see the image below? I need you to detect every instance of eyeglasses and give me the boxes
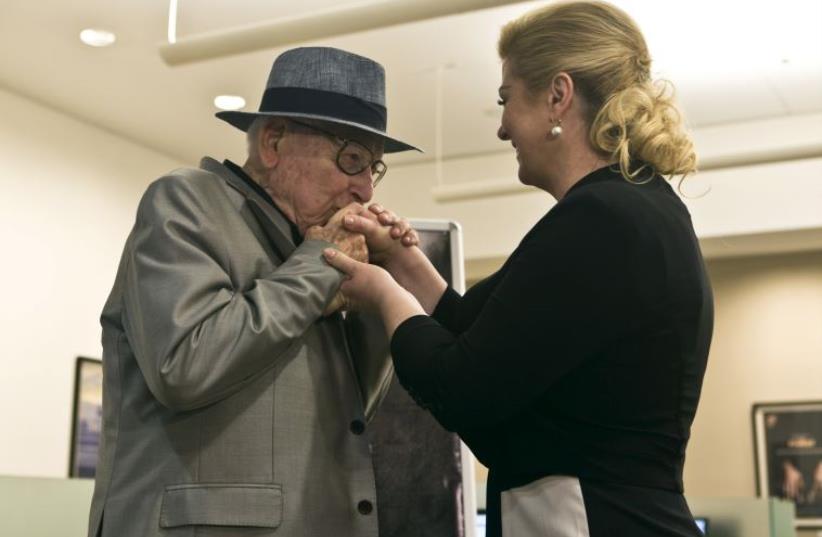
[288,119,388,187]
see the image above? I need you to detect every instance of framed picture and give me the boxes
[753,401,822,528]
[369,220,477,537]
[68,357,103,478]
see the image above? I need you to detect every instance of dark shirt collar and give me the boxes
[565,163,661,198]
[564,164,625,197]
[223,159,303,245]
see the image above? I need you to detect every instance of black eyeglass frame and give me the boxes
[288,118,388,187]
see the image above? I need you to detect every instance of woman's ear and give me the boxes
[549,72,575,116]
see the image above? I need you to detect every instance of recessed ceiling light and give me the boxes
[80,29,116,48]
[214,95,246,111]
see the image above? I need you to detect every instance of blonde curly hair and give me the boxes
[498,0,697,181]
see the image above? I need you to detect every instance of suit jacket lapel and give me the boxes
[246,199,297,260]
[201,157,297,260]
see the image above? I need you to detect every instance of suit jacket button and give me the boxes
[357,500,373,515]
[350,419,366,435]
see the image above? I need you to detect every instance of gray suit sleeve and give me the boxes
[344,312,394,423]
[122,176,342,412]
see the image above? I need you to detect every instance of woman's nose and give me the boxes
[497,124,509,141]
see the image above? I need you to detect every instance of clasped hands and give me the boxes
[306,203,417,315]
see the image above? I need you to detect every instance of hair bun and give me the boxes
[591,80,697,180]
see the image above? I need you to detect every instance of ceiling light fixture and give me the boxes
[168,0,178,44]
[80,29,116,47]
[214,95,246,111]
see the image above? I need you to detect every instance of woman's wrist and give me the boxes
[378,283,426,336]
[382,246,447,315]
[382,246,426,280]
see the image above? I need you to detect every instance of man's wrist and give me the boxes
[304,226,327,243]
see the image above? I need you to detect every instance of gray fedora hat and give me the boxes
[216,47,420,153]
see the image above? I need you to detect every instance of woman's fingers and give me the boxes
[345,212,417,244]
[379,212,397,225]
[370,204,397,225]
[389,217,411,238]
[364,204,418,249]
[343,214,379,235]
[401,229,419,246]
[323,248,357,274]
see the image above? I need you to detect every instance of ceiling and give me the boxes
[1,0,821,167]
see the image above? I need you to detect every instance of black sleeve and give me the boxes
[431,286,462,332]
[431,262,509,334]
[390,193,638,431]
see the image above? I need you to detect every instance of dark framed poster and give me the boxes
[369,220,477,537]
[68,357,103,478]
[753,401,822,528]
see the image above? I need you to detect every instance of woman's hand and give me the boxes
[323,247,425,335]
[343,204,418,266]
[322,248,396,313]
[369,204,419,246]
[342,204,447,314]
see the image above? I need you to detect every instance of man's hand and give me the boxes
[305,203,369,263]
[305,203,369,316]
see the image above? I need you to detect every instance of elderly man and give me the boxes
[87,47,419,537]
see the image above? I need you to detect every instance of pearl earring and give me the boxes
[550,118,563,137]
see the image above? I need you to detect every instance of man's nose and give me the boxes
[350,171,374,203]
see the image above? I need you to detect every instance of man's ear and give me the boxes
[548,71,575,117]
[258,119,286,168]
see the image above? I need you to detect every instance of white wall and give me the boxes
[0,88,184,477]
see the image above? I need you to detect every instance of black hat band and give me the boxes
[260,87,387,131]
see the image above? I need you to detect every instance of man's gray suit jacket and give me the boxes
[87,157,394,537]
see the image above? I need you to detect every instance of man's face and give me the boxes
[263,120,384,235]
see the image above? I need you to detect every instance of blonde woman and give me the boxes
[326,2,713,535]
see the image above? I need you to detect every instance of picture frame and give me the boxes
[68,357,103,478]
[368,220,478,537]
[753,401,822,528]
